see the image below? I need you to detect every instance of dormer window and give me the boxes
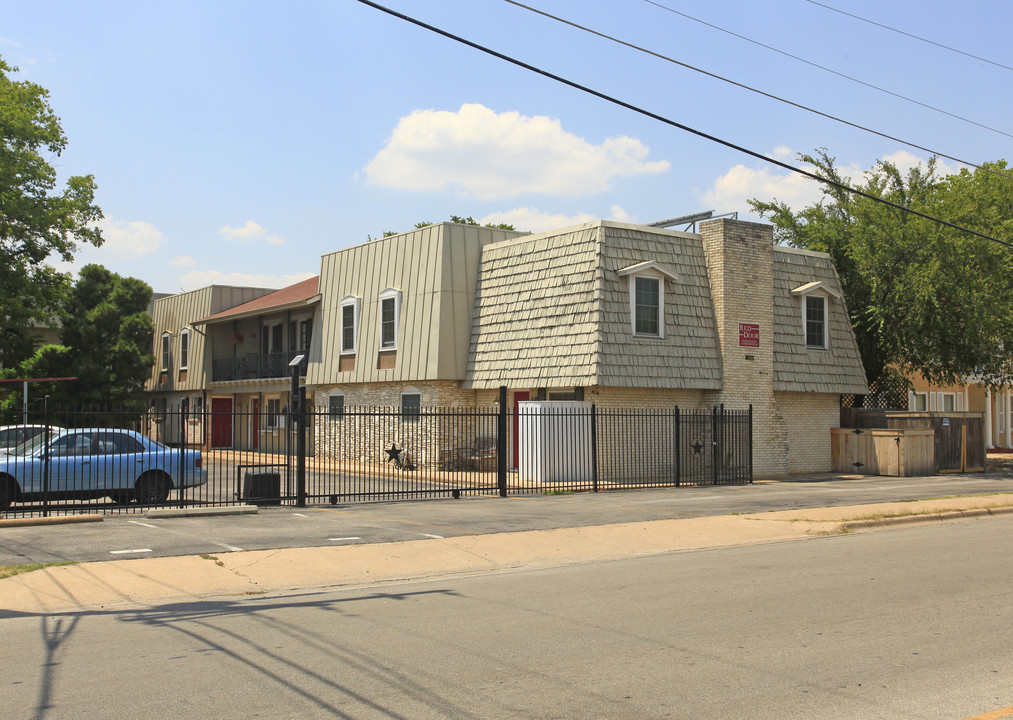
[378,288,402,350]
[791,281,841,350]
[179,329,190,370]
[618,261,679,339]
[160,333,171,372]
[339,295,360,355]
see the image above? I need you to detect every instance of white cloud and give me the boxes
[479,205,635,233]
[218,220,285,245]
[169,255,198,268]
[702,148,963,216]
[363,103,670,200]
[95,217,164,257]
[177,269,314,293]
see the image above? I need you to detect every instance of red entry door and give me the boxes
[211,398,233,448]
[512,391,530,469]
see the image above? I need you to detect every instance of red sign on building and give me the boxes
[738,322,760,347]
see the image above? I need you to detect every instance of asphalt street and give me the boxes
[2,469,1012,566]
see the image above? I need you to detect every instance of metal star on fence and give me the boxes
[385,443,401,463]
[691,441,704,455]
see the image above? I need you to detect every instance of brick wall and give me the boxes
[775,392,840,472]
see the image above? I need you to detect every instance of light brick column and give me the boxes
[700,219,789,476]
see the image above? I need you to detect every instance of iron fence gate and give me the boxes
[0,399,752,517]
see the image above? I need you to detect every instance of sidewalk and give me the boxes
[4,493,1013,616]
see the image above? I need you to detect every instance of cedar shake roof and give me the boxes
[772,247,868,394]
[194,276,319,324]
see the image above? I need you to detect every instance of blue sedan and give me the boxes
[0,428,208,509]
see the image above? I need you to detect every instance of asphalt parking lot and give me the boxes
[3,469,1013,566]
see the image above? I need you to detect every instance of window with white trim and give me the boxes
[266,398,281,429]
[617,262,677,340]
[939,392,956,413]
[912,392,928,412]
[339,296,360,354]
[179,329,190,370]
[379,288,402,350]
[160,333,171,372]
[400,387,421,423]
[805,295,827,349]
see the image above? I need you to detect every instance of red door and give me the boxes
[211,398,233,448]
[252,398,260,450]
[512,391,530,469]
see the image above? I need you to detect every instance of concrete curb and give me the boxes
[0,514,103,528]
[146,505,259,519]
[840,504,1013,531]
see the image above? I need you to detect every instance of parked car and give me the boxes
[0,428,207,510]
[0,424,60,453]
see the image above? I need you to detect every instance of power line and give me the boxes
[806,0,1013,73]
[352,0,1013,250]
[643,0,1013,140]
[503,0,1011,181]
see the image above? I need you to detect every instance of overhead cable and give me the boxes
[806,0,1013,73]
[504,0,1010,180]
[643,0,1013,140]
[353,0,1013,250]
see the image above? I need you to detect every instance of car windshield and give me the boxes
[8,433,52,456]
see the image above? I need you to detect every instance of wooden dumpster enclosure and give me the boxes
[836,410,985,475]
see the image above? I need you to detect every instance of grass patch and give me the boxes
[200,553,225,567]
[0,561,77,580]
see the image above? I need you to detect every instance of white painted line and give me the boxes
[419,533,445,539]
[291,513,308,518]
[128,520,159,529]
[110,548,152,555]
[213,542,244,552]
[329,537,361,542]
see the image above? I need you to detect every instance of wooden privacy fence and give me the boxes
[837,410,985,474]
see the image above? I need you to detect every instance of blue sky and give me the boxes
[4,0,1010,293]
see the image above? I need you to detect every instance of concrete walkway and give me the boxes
[4,493,1013,615]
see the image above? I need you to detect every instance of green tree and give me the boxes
[376,216,517,239]
[750,149,1013,389]
[0,57,103,369]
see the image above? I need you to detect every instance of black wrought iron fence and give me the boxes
[0,399,752,517]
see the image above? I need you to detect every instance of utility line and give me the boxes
[504,0,1011,181]
[806,0,1013,73]
[643,0,1013,140]
[352,0,1012,250]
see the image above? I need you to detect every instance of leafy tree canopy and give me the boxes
[0,56,103,368]
[750,149,1013,389]
[377,215,517,238]
[1,265,154,410]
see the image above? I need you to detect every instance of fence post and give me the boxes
[590,403,598,493]
[179,405,187,509]
[748,404,754,483]
[497,386,507,497]
[712,405,719,485]
[674,405,681,487]
[42,395,51,518]
[296,388,307,508]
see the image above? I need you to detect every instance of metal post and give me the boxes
[674,405,681,487]
[497,385,507,497]
[748,404,754,483]
[179,404,187,508]
[42,395,51,518]
[712,405,719,485]
[296,386,307,507]
[590,403,598,493]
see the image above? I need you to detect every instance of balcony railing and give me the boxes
[212,352,308,382]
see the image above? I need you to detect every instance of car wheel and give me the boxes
[108,491,133,506]
[0,477,15,511]
[135,473,170,505]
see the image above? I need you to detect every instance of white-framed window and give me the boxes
[379,288,402,350]
[340,296,360,355]
[400,386,422,423]
[179,329,190,370]
[160,333,171,372]
[617,262,678,340]
[265,398,281,429]
[912,392,928,412]
[939,392,956,413]
[328,389,345,420]
[192,395,203,420]
[804,295,827,349]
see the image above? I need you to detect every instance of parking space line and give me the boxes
[329,537,361,542]
[419,533,444,539]
[291,513,309,518]
[128,520,159,529]
[110,548,152,555]
[212,542,243,552]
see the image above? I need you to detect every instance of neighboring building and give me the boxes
[906,373,1010,449]
[306,218,867,476]
[146,285,278,445]
[191,276,321,453]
